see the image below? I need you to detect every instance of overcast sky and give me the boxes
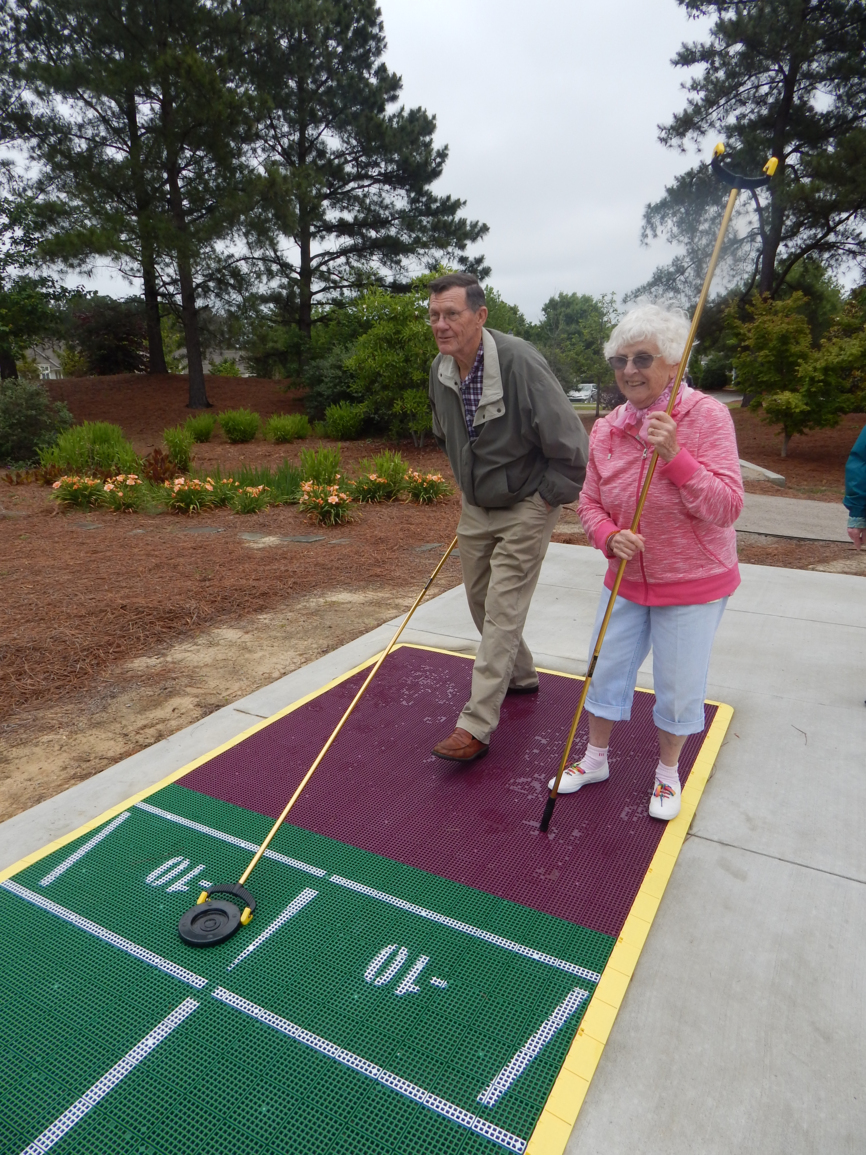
[378,0,711,320]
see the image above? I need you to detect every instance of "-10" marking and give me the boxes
[364,943,449,995]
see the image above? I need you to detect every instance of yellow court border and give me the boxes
[0,642,733,1155]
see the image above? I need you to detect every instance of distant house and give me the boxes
[202,348,252,375]
[28,345,64,379]
[169,348,252,375]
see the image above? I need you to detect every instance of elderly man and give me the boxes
[428,272,589,761]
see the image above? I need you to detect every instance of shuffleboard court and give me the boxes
[0,645,731,1155]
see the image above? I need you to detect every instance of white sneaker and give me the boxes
[549,757,609,794]
[648,778,681,820]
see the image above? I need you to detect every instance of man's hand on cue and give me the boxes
[645,412,680,462]
[610,529,645,560]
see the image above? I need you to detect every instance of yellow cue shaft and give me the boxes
[236,535,460,890]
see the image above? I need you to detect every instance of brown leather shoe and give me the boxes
[431,727,489,762]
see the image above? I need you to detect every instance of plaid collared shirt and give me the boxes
[460,339,484,441]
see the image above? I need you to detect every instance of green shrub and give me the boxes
[323,400,366,439]
[391,387,433,447]
[369,450,406,497]
[66,296,149,375]
[229,484,271,513]
[343,283,437,434]
[404,469,452,504]
[41,421,140,474]
[184,412,217,442]
[218,407,260,443]
[0,378,74,466]
[210,357,241,376]
[299,480,353,525]
[299,445,342,485]
[351,472,392,502]
[353,450,407,501]
[163,425,194,471]
[265,413,311,443]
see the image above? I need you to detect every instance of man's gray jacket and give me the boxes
[429,327,589,509]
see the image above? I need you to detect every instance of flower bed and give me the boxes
[299,480,353,525]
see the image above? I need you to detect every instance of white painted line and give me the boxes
[134,801,600,982]
[477,987,590,1107]
[213,987,526,1152]
[1,881,207,990]
[227,888,318,970]
[20,998,199,1153]
[39,812,131,887]
[329,877,602,983]
[135,801,327,877]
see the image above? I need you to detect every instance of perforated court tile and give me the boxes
[0,645,731,1155]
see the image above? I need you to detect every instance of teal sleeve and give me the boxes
[843,425,866,519]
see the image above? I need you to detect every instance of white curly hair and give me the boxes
[604,303,691,365]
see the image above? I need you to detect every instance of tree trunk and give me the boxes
[760,23,805,296]
[296,89,313,345]
[782,429,790,457]
[174,238,210,408]
[142,251,167,374]
[299,223,313,344]
[161,92,209,408]
[125,91,168,375]
[0,350,18,379]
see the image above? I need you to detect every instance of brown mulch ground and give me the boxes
[1,478,463,716]
[729,406,863,497]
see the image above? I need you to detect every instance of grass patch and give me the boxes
[299,445,342,486]
[354,450,407,501]
[163,425,194,471]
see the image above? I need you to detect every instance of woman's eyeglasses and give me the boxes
[607,353,664,372]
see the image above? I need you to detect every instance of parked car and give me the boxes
[567,384,597,403]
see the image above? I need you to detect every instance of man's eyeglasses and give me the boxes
[427,308,469,327]
[607,353,664,371]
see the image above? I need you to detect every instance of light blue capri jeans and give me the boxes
[585,594,728,736]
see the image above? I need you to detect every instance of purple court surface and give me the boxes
[182,645,716,938]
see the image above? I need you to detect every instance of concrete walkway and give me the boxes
[737,490,850,541]
[2,545,864,1154]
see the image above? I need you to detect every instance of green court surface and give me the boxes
[0,785,613,1155]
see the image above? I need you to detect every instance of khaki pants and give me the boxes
[456,493,560,744]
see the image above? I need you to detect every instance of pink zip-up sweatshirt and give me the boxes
[578,390,744,605]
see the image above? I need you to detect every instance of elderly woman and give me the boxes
[551,303,744,819]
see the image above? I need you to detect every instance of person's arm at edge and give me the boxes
[429,362,447,453]
[576,421,621,554]
[526,355,589,506]
[843,425,866,518]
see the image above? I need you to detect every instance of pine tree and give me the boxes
[634,0,866,303]
[6,0,256,405]
[244,0,488,345]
